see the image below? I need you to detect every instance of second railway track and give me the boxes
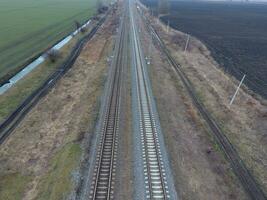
[130,2,178,199]
[89,10,127,200]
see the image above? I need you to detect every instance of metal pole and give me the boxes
[229,74,246,106]
[148,30,152,64]
[167,20,170,33]
[184,34,190,52]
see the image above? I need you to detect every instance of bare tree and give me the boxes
[97,0,108,14]
[47,49,60,63]
[80,26,88,33]
[74,20,81,30]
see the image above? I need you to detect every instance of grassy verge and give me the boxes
[0,173,32,200]
[0,30,88,122]
[36,143,81,200]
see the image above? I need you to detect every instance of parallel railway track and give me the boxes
[138,7,266,200]
[134,42,169,199]
[89,12,127,200]
[130,3,174,199]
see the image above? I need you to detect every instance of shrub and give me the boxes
[80,26,88,34]
[47,49,61,63]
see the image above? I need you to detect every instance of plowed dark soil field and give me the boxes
[142,0,267,99]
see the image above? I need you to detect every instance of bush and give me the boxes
[80,26,88,34]
[92,16,100,21]
[47,49,61,63]
[98,5,108,14]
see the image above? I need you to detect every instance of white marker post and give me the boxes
[184,34,190,52]
[229,74,246,106]
[167,20,170,33]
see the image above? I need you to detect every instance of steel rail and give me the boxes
[135,48,168,199]
[138,8,266,200]
[89,13,126,200]
[130,5,169,199]
[136,34,168,200]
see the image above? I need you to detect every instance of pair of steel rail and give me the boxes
[90,4,172,199]
[89,12,127,200]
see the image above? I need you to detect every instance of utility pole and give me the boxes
[147,30,153,65]
[229,74,246,106]
[184,34,190,52]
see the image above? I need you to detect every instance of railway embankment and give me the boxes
[137,3,266,199]
[0,7,118,200]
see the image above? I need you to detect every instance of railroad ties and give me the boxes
[89,3,177,199]
[89,15,126,200]
[137,67,170,199]
[130,3,176,199]
[89,100,119,199]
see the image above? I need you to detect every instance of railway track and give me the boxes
[0,14,108,145]
[88,12,127,200]
[137,6,266,200]
[130,3,177,199]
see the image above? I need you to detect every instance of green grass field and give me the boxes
[0,0,97,83]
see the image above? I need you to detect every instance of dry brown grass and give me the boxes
[137,11,248,199]
[150,14,267,195]
[0,13,117,200]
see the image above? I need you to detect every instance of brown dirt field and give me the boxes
[147,13,267,196]
[0,12,117,200]
[136,9,250,200]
